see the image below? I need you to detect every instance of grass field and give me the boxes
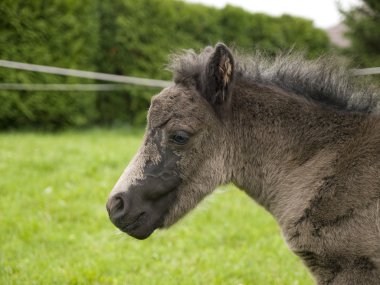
[0,128,313,285]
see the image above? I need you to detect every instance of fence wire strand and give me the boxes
[0,59,378,92]
[0,60,172,89]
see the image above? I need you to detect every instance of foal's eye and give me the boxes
[170,131,190,145]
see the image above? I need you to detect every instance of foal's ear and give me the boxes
[201,43,235,106]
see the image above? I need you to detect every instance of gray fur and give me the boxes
[109,44,380,284]
[169,48,379,113]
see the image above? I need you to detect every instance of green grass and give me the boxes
[0,128,313,285]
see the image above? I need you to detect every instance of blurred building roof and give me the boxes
[327,23,351,48]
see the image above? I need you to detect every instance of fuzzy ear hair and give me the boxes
[201,43,235,106]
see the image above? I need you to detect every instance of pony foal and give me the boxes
[106,43,380,285]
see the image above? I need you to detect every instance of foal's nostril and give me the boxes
[106,193,127,220]
[113,197,123,211]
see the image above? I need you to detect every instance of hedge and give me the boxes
[0,0,330,130]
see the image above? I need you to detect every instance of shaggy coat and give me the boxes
[107,44,380,285]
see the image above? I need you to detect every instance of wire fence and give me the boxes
[0,60,171,91]
[0,59,378,92]
[351,67,380,76]
[0,83,130,91]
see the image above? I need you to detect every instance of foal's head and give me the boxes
[106,44,236,239]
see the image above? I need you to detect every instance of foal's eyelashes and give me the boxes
[169,130,191,145]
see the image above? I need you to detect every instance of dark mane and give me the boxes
[168,47,379,113]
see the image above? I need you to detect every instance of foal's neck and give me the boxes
[227,81,367,219]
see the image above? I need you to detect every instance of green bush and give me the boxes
[0,91,97,130]
[94,0,330,126]
[0,0,99,130]
[341,0,380,68]
[0,0,331,130]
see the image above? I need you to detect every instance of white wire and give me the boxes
[0,60,378,92]
[0,60,172,88]
[0,83,128,91]
[351,67,380,76]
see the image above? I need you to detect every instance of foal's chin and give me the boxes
[121,209,183,239]
[122,226,156,240]
[120,215,165,240]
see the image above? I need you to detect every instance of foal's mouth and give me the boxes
[120,212,166,240]
[108,183,179,240]
[121,212,146,232]
[119,192,176,239]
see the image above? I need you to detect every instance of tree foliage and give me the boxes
[342,0,380,67]
[0,0,99,130]
[0,0,330,129]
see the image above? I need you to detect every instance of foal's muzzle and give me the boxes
[106,190,151,239]
[107,130,182,239]
[106,181,179,239]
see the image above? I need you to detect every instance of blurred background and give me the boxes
[0,0,379,284]
[1,0,379,130]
